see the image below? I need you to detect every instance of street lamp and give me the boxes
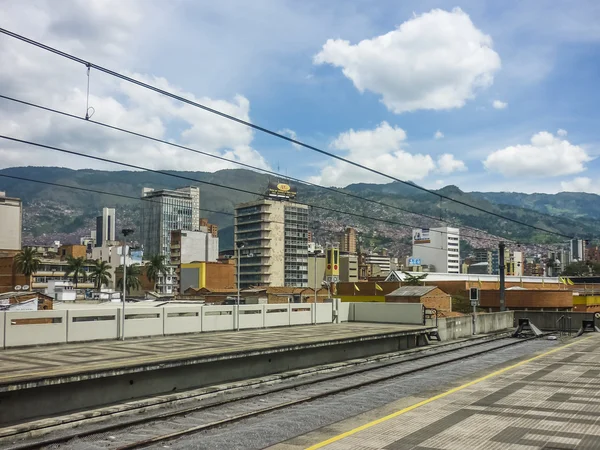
[236,240,245,331]
[121,228,134,340]
[313,248,322,324]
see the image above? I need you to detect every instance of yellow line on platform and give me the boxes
[305,336,593,450]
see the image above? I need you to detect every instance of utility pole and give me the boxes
[313,248,321,324]
[236,241,245,331]
[121,228,134,340]
[499,241,506,312]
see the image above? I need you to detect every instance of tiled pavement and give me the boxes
[0,323,428,385]
[283,335,600,450]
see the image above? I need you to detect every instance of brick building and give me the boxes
[385,286,451,312]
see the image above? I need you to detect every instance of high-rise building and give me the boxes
[411,227,460,274]
[339,253,359,282]
[363,253,392,276]
[95,207,116,247]
[338,227,358,254]
[170,229,219,265]
[234,199,309,288]
[570,239,586,262]
[0,191,21,252]
[141,186,200,257]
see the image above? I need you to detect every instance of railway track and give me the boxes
[5,333,549,450]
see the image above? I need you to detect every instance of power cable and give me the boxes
[0,27,574,240]
[0,94,490,238]
[0,135,517,245]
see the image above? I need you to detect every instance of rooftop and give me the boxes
[386,286,438,297]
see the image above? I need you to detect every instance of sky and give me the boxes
[1,0,600,194]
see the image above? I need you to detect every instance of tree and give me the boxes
[117,264,142,295]
[402,272,428,286]
[562,261,590,277]
[90,260,112,290]
[64,256,88,288]
[14,247,41,290]
[145,254,167,292]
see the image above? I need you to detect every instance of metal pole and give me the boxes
[499,242,506,312]
[121,238,126,340]
[313,252,318,324]
[472,301,477,334]
[236,244,240,331]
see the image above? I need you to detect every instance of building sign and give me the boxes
[267,181,297,199]
[408,257,421,266]
[413,228,430,244]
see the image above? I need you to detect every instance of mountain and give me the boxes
[1,166,599,255]
[471,191,600,220]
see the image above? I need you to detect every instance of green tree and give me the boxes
[145,255,167,292]
[562,261,590,277]
[90,260,112,290]
[64,256,88,288]
[402,272,429,286]
[14,247,41,290]
[117,264,142,295]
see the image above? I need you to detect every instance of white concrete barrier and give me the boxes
[351,303,424,325]
[67,309,119,342]
[316,303,333,324]
[4,310,67,347]
[122,307,164,338]
[337,300,350,323]
[203,305,234,332]
[163,306,203,335]
[290,306,312,325]
[264,305,290,327]
[238,305,265,329]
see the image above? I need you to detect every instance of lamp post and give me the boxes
[121,228,134,340]
[313,248,322,324]
[236,241,245,331]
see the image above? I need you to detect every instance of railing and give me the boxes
[556,315,572,336]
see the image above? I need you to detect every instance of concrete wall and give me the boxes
[476,311,514,334]
[350,303,424,325]
[435,316,472,341]
[67,309,119,342]
[0,303,334,348]
[429,311,515,341]
[513,311,594,332]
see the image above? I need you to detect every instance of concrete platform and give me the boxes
[0,322,433,425]
[275,333,600,450]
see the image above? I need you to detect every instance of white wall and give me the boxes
[4,310,67,347]
[163,306,203,335]
[351,303,424,325]
[203,305,234,332]
[123,307,164,338]
[68,309,119,342]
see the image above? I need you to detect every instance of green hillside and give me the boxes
[1,166,598,252]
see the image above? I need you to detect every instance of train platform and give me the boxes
[274,333,600,450]
[0,322,434,424]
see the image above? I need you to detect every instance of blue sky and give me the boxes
[1,0,600,194]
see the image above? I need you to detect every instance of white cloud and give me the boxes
[492,100,508,109]
[483,131,592,177]
[0,0,270,173]
[560,177,599,194]
[557,128,568,137]
[437,154,467,174]
[314,8,501,113]
[434,130,444,140]
[278,128,301,149]
[309,122,436,186]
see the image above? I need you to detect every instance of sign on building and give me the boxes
[408,257,421,266]
[266,182,297,199]
[413,228,430,244]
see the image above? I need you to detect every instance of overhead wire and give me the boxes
[0,27,574,240]
[0,135,519,247]
[0,94,498,240]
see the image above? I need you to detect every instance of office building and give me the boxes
[411,227,460,274]
[95,207,115,248]
[338,227,358,254]
[0,192,22,253]
[570,239,586,262]
[141,186,200,257]
[339,253,359,282]
[363,253,392,276]
[235,199,309,288]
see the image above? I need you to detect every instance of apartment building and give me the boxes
[411,227,460,274]
[0,191,22,254]
[95,207,115,247]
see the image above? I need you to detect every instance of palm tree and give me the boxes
[117,264,142,295]
[402,271,429,286]
[146,255,167,292]
[64,256,88,288]
[14,247,41,290]
[90,260,112,290]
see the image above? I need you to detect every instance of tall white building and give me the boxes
[570,239,586,262]
[0,191,21,251]
[141,186,201,257]
[95,207,115,247]
[412,227,460,274]
[235,199,309,288]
